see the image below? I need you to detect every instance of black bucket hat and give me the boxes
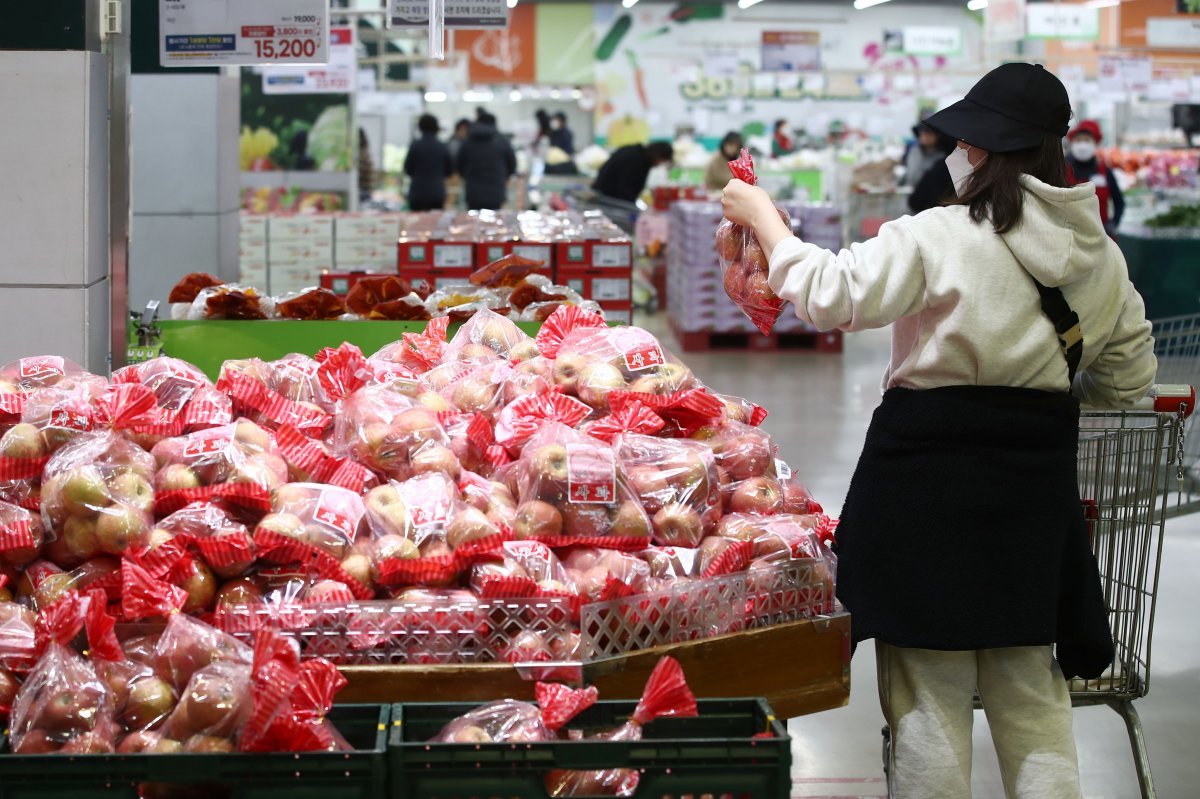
[925,63,1070,153]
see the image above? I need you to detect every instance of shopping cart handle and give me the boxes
[1147,384,1195,418]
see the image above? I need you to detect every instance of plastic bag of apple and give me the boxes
[5,586,352,758]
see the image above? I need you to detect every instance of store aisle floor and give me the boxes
[647,314,1200,799]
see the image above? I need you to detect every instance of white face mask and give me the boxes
[945,146,980,197]
[1070,140,1096,162]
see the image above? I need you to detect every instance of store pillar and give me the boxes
[0,48,112,371]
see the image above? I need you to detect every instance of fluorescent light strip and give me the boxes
[506,0,517,7]
[738,0,766,8]
[1085,0,1120,7]
[622,0,639,8]
[967,0,988,10]
[463,90,494,102]
[853,0,894,9]
[424,91,447,103]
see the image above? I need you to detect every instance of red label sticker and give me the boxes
[399,476,453,530]
[48,407,91,432]
[19,356,65,380]
[566,444,617,505]
[613,329,664,373]
[183,437,228,458]
[312,504,355,540]
[241,25,276,38]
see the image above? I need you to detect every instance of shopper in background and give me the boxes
[456,110,517,211]
[592,141,675,203]
[901,122,948,188]
[549,112,575,157]
[1067,120,1124,235]
[404,114,453,212]
[722,62,1154,799]
[357,129,375,202]
[447,118,471,165]
[705,132,744,191]
[906,133,957,214]
[772,119,795,157]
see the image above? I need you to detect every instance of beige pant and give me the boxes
[877,644,1083,799]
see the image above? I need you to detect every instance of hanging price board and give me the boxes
[262,27,356,94]
[160,0,330,68]
[390,0,509,29]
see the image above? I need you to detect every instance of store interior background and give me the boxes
[1,1,1199,795]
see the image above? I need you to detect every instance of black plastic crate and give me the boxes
[389,698,790,798]
[0,704,389,799]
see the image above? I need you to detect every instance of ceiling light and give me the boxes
[506,0,518,7]
[738,0,766,7]
[571,89,583,99]
[463,89,495,102]
[1085,0,1120,7]
[853,0,893,8]
[550,89,562,99]
[967,0,988,9]
[622,0,639,8]
[509,89,523,101]
[424,91,447,103]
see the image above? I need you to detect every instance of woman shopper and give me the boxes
[1066,120,1124,235]
[705,132,744,191]
[722,63,1155,798]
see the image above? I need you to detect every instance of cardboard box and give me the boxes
[268,260,326,296]
[240,214,269,242]
[239,258,268,287]
[335,213,403,243]
[336,240,397,267]
[558,267,633,304]
[270,239,333,263]
[239,240,267,263]
[269,214,336,242]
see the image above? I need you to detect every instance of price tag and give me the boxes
[566,444,617,505]
[775,459,792,480]
[592,245,631,268]
[592,278,631,302]
[433,244,474,268]
[263,27,356,94]
[512,245,551,263]
[160,0,330,68]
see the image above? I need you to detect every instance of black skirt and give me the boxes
[835,386,1115,680]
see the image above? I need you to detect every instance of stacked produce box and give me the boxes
[268,215,335,297]
[553,212,635,325]
[333,213,404,273]
[667,201,842,344]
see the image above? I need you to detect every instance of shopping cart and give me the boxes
[882,384,1193,799]
[1149,314,1200,515]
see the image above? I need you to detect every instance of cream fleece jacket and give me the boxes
[768,176,1156,407]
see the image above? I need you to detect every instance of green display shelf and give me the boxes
[153,320,543,380]
[1120,233,1200,320]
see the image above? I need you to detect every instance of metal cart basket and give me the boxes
[884,385,1192,799]
[1148,314,1200,515]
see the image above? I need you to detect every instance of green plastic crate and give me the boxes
[0,704,389,799]
[389,698,790,799]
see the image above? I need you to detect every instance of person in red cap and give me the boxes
[722,63,1155,798]
[1067,120,1124,235]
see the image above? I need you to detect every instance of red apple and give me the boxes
[0,666,19,712]
[123,676,177,730]
[411,444,461,480]
[95,505,151,555]
[61,515,101,561]
[215,578,262,607]
[177,559,217,614]
[61,729,116,754]
[445,508,497,549]
[60,466,110,517]
[117,730,162,753]
[183,734,235,753]
[551,354,588,394]
[782,482,811,515]
[176,672,244,738]
[513,501,563,539]
[609,500,651,538]
[450,379,498,415]
[560,505,608,539]
[729,477,783,515]
[716,222,744,263]
[14,729,61,753]
[652,503,704,547]
[576,363,626,410]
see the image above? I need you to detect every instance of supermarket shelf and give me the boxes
[241,170,356,194]
[338,613,851,720]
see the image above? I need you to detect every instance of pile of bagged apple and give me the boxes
[0,304,835,756]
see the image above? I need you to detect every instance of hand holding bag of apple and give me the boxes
[716,148,791,335]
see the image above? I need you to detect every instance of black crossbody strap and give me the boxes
[1030,278,1083,384]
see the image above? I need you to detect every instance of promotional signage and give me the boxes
[262,27,356,94]
[761,31,821,72]
[985,0,1026,42]
[390,0,509,29]
[160,0,329,67]
[1025,4,1099,39]
[1099,55,1152,95]
[1147,17,1200,48]
[901,26,962,55]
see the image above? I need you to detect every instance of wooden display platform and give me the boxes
[337,613,851,720]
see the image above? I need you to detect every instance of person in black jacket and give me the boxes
[404,114,453,211]
[906,132,957,214]
[548,112,575,156]
[592,141,674,203]
[456,110,517,211]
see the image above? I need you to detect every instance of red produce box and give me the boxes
[558,267,633,305]
[554,240,632,270]
[398,239,476,270]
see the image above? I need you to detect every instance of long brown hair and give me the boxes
[954,133,1071,235]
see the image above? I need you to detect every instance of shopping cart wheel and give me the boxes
[1113,699,1156,799]
[881,725,894,798]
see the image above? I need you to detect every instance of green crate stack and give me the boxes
[0,704,389,799]
[389,698,791,799]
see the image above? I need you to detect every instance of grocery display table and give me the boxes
[338,612,851,720]
[1119,230,1200,319]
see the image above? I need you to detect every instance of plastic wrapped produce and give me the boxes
[435,359,514,420]
[111,358,232,446]
[167,273,225,319]
[691,420,778,511]
[155,502,255,581]
[275,287,347,321]
[561,548,651,604]
[152,613,252,694]
[0,500,46,570]
[253,483,373,599]
[245,655,350,752]
[39,431,156,563]
[150,420,286,517]
[367,317,450,380]
[469,540,576,602]
[515,423,651,547]
[333,385,452,482]
[216,357,331,437]
[0,598,37,673]
[190,284,275,320]
[544,657,697,796]
[9,591,120,754]
[441,308,533,364]
[344,275,415,319]
[716,148,790,335]
[617,434,721,547]
[431,682,597,744]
